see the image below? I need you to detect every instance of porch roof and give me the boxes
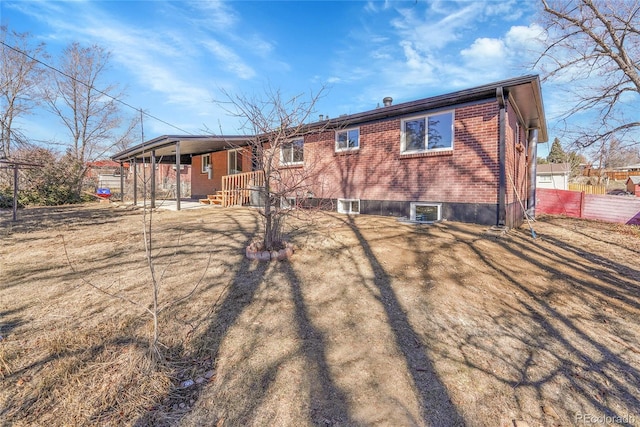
[111,134,252,164]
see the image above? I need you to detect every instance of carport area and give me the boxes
[111,134,251,210]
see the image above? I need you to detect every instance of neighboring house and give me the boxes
[626,176,640,196]
[112,75,547,228]
[86,160,127,189]
[536,163,571,190]
[614,163,640,172]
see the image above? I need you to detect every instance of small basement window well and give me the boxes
[338,198,360,214]
[410,203,441,222]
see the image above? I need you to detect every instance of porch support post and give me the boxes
[119,161,124,202]
[12,164,18,221]
[175,141,181,211]
[132,158,138,206]
[151,150,156,209]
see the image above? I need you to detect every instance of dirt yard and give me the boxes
[1,203,639,427]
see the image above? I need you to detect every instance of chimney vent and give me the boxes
[383,96,393,107]
[319,114,324,121]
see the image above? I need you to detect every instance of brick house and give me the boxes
[112,75,547,228]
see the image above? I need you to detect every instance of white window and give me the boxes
[281,196,296,210]
[335,128,360,151]
[401,111,454,154]
[337,198,360,214]
[410,203,441,222]
[281,139,304,165]
[201,154,211,174]
[539,175,552,183]
[228,149,243,175]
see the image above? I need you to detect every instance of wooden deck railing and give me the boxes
[221,170,265,207]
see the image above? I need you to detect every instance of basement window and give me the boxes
[281,196,296,210]
[337,198,360,214]
[410,203,441,222]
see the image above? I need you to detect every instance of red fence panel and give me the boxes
[583,194,640,225]
[537,188,640,225]
[536,188,583,218]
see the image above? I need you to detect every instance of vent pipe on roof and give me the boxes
[383,96,393,107]
[319,114,324,121]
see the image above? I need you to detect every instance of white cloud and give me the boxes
[184,0,239,31]
[505,24,545,49]
[201,39,256,80]
[460,38,506,64]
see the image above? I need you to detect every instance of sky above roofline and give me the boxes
[3,0,566,157]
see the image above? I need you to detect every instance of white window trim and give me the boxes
[337,198,360,214]
[401,110,455,154]
[335,127,360,152]
[281,196,296,210]
[410,202,442,222]
[201,154,211,174]
[280,138,304,166]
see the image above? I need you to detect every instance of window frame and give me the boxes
[201,154,211,174]
[410,202,442,222]
[228,149,243,175]
[335,127,360,152]
[280,138,304,166]
[401,110,455,154]
[280,196,297,210]
[337,198,360,214]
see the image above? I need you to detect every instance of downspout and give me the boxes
[175,141,181,211]
[527,128,538,218]
[496,87,507,226]
[119,161,124,202]
[133,158,138,206]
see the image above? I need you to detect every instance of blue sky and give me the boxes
[2,0,554,157]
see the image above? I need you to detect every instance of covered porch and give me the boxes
[111,134,257,211]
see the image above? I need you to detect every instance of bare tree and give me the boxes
[41,42,136,195]
[0,26,47,159]
[535,0,640,149]
[217,86,331,251]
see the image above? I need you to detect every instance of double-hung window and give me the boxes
[201,154,211,173]
[335,128,359,152]
[281,139,304,165]
[401,111,454,154]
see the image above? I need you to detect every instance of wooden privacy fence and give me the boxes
[537,188,640,225]
[582,170,640,181]
[568,183,607,195]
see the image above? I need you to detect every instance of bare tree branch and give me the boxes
[536,0,640,148]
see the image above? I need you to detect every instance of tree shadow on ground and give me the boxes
[436,222,640,425]
[339,215,465,426]
[278,262,354,425]
[133,210,266,426]
[0,204,137,236]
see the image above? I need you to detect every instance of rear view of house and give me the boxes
[112,75,547,228]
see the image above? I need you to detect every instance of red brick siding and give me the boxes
[192,148,253,197]
[306,100,502,205]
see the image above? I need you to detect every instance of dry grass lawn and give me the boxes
[1,203,639,426]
